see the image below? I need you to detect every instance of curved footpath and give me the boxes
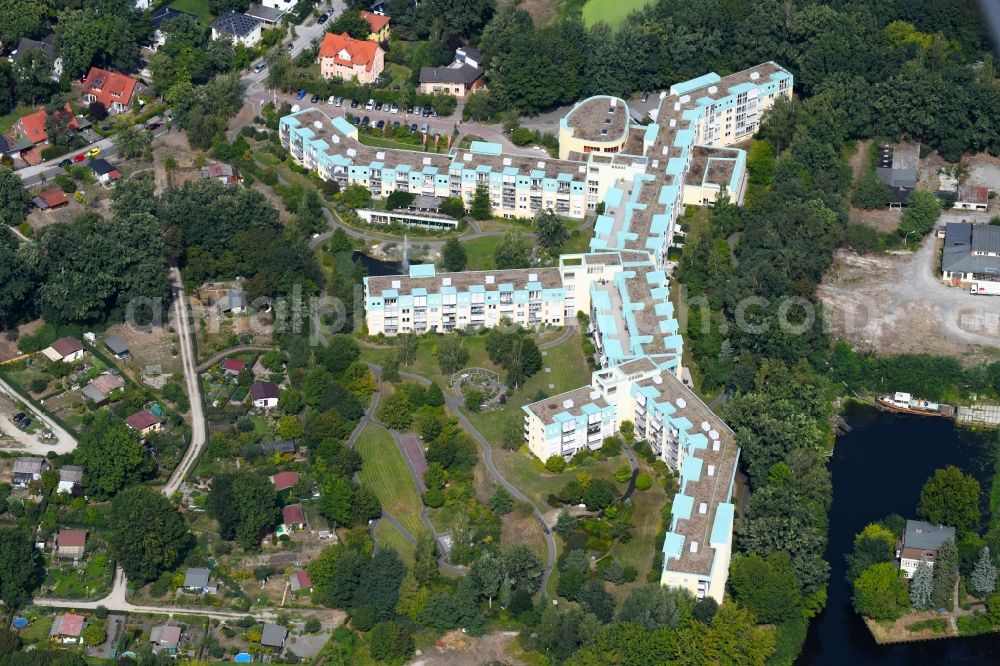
[194,345,276,373]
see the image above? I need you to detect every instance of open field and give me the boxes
[582,0,651,26]
[374,519,417,567]
[356,424,424,536]
[169,0,214,22]
[607,464,668,600]
[461,236,502,270]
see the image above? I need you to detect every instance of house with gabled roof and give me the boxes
[317,32,384,84]
[41,337,85,363]
[270,471,299,491]
[12,105,80,147]
[360,10,391,42]
[56,529,87,558]
[211,11,262,47]
[251,381,280,409]
[50,613,86,643]
[81,67,139,114]
[125,410,162,436]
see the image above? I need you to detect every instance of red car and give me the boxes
[71,153,86,163]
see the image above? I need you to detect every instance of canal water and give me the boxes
[799,405,999,665]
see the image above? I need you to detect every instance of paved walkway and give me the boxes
[194,345,276,373]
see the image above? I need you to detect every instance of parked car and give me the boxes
[58,159,71,168]
[374,101,383,111]
[640,91,649,102]
[335,96,344,107]
[13,413,25,422]
[406,104,414,114]
[18,418,31,429]
[317,12,329,23]
[327,95,335,104]
[72,153,86,163]
[295,89,307,100]
[389,104,398,114]
[253,62,266,74]
[391,120,400,129]
[431,109,438,117]
[420,123,429,133]
[409,123,418,133]
[350,99,359,108]
[86,147,101,157]
[287,43,294,52]
[375,119,385,129]
[421,106,431,117]
[310,94,320,103]
[365,99,375,111]
[361,116,370,127]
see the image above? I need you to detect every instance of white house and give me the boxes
[262,0,296,11]
[211,12,263,48]
[251,382,280,409]
[41,337,86,363]
[898,519,956,578]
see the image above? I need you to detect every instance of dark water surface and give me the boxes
[352,251,403,276]
[799,405,999,664]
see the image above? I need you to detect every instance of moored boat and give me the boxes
[876,392,955,417]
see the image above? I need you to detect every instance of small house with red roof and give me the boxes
[89,158,121,186]
[41,337,86,363]
[81,67,139,114]
[125,410,163,436]
[360,10,390,42]
[289,569,312,592]
[12,104,79,147]
[317,32,384,85]
[32,188,69,210]
[270,471,300,492]
[49,613,86,643]
[222,358,246,376]
[955,185,989,212]
[282,503,306,531]
[56,529,87,558]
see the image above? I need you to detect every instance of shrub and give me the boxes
[635,473,652,491]
[423,488,445,508]
[613,463,632,483]
[545,456,566,474]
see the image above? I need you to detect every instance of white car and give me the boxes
[365,99,375,111]
[327,96,335,104]
[389,104,399,114]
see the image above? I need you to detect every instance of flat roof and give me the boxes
[564,96,630,143]
[367,267,562,296]
[525,385,609,424]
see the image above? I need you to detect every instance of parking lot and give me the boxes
[288,92,458,138]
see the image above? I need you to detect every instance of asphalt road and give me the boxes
[17,126,169,186]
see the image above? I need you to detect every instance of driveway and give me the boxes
[0,376,77,455]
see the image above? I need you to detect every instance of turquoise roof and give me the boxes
[710,503,735,546]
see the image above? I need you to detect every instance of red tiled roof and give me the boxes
[318,32,379,72]
[16,104,79,145]
[38,188,68,208]
[82,67,138,109]
[271,471,300,491]
[58,529,87,548]
[50,337,84,357]
[361,11,390,33]
[959,185,989,205]
[283,503,305,525]
[295,569,312,588]
[222,358,246,373]
[125,410,160,431]
[58,614,85,637]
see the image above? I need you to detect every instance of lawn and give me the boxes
[357,134,426,151]
[374,518,417,568]
[581,0,652,27]
[44,553,114,599]
[0,105,33,134]
[355,423,424,536]
[17,615,54,645]
[461,236,502,270]
[169,0,215,22]
[606,466,668,600]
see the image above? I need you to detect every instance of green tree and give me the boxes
[425,382,445,407]
[112,122,152,159]
[617,584,685,629]
[931,539,958,609]
[0,168,31,227]
[340,183,373,210]
[379,390,413,430]
[729,552,801,623]
[493,231,530,269]
[0,0,47,46]
[13,50,57,105]
[972,546,997,596]
[489,486,513,515]
[385,190,415,211]
[554,509,576,539]
[277,415,305,441]
[207,472,280,550]
[439,197,465,219]
[910,561,933,610]
[414,532,439,585]
[82,620,106,647]
[535,210,568,251]
[846,523,896,582]
[397,333,419,365]
[898,189,942,239]
[917,466,980,532]
[545,455,565,473]
[437,334,469,374]
[582,478,617,512]
[75,414,151,498]
[0,527,40,606]
[470,183,493,220]
[109,487,191,583]
[441,237,467,272]
[852,562,909,620]
[368,621,413,662]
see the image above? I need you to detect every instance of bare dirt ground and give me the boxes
[106,323,182,378]
[819,237,1000,363]
[504,0,560,26]
[501,509,547,560]
[409,630,525,666]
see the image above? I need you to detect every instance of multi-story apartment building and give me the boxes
[356,61,792,604]
[317,32,384,84]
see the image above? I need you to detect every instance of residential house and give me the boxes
[246,4,285,25]
[317,32,384,84]
[104,336,130,360]
[32,188,69,210]
[270,471,300,492]
[8,35,62,79]
[875,142,919,190]
[898,519,956,578]
[182,567,218,594]
[940,222,1000,284]
[49,613,85,643]
[12,104,80,147]
[125,410,163,436]
[262,440,296,454]
[261,623,288,650]
[56,529,87,558]
[251,382,280,409]
[83,372,126,404]
[418,46,484,97]
[41,337,86,363]
[81,67,139,114]
[222,358,247,376]
[288,569,312,593]
[261,0,296,10]
[282,504,306,531]
[11,457,46,488]
[57,466,83,494]
[89,158,121,186]
[149,6,198,50]
[360,10,390,42]
[81,383,110,405]
[955,185,989,211]
[200,162,240,185]
[219,288,247,314]
[150,625,182,654]
[211,12,263,48]
[134,0,151,8]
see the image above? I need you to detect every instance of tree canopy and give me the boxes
[108,487,191,583]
